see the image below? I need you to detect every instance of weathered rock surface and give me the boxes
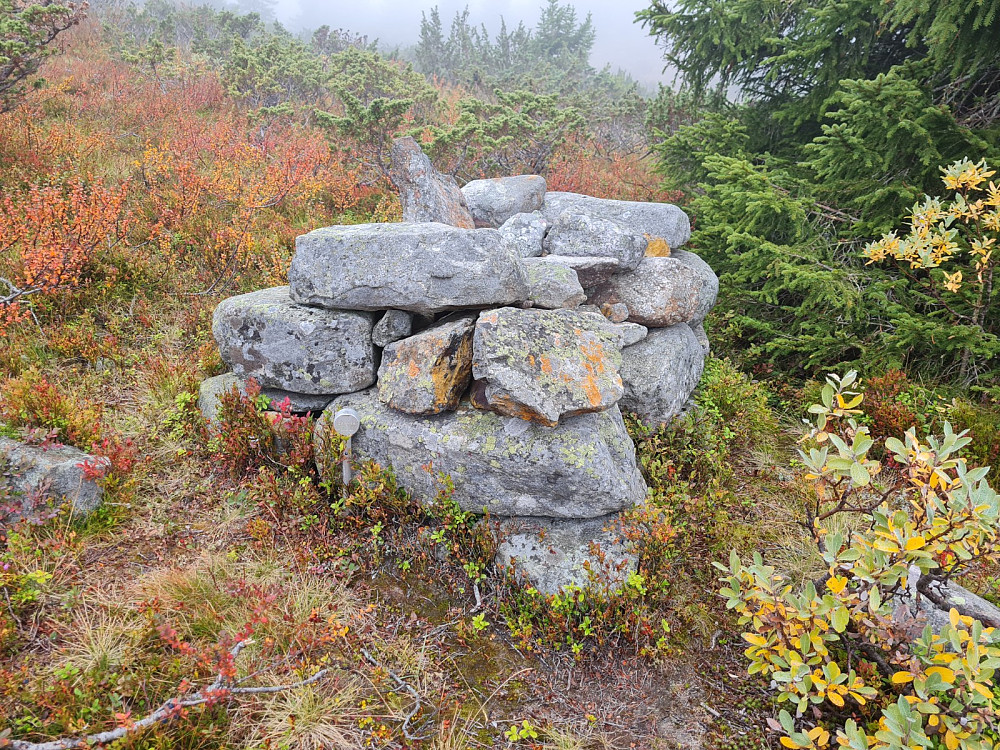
[523,258,586,309]
[672,249,719,325]
[496,514,638,595]
[315,391,647,518]
[543,212,647,270]
[213,287,376,395]
[389,136,475,228]
[689,322,710,355]
[620,325,705,426]
[472,307,624,427]
[289,223,529,316]
[462,175,547,228]
[611,322,648,347]
[372,310,413,348]
[1,438,107,518]
[377,316,476,415]
[197,373,332,427]
[498,212,549,258]
[588,257,704,327]
[535,255,619,288]
[601,302,629,324]
[541,192,691,251]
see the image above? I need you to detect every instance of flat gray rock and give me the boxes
[372,310,413,348]
[541,192,691,251]
[389,136,475,228]
[537,255,620,288]
[498,211,549,258]
[289,223,529,316]
[1,437,107,519]
[198,373,331,428]
[620,325,705,426]
[523,258,586,309]
[543,212,647,271]
[315,391,647,518]
[672,249,719,325]
[472,307,624,427]
[611,321,648,347]
[212,287,376,395]
[588,257,704,327]
[377,316,476,415]
[497,514,638,595]
[601,302,629,323]
[462,176,547,228]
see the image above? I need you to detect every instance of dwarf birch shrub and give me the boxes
[719,372,1000,750]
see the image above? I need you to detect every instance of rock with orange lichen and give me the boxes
[315,390,646,518]
[588,255,712,328]
[471,307,624,427]
[377,316,476,415]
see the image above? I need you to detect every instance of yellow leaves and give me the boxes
[944,730,959,750]
[892,671,915,684]
[827,576,848,595]
[943,270,963,293]
[743,633,768,647]
[904,536,926,551]
[925,666,956,683]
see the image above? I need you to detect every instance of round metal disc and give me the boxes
[332,407,361,436]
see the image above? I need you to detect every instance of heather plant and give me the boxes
[720,371,1000,750]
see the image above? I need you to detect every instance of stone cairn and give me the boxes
[200,137,719,594]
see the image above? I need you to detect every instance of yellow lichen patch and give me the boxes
[539,355,553,375]
[645,235,671,257]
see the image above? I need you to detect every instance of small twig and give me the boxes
[360,647,430,741]
[9,639,328,750]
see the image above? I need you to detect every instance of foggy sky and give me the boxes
[276,1,672,89]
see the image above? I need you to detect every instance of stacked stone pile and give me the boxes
[201,137,719,593]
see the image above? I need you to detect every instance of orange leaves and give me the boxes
[0,175,130,325]
[547,136,684,203]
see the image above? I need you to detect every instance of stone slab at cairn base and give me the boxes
[471,307,624,427]
[197,373,333,428]
[289,222,529,316]
[315,390,647,519]
[461,175,547,228]
[377,315,476,415]
[541,191,692,252]
[1,437,108,519]
[389,136,475,229]
[620,324,706,427]
[212,286,376,395]
[496,514,638,596]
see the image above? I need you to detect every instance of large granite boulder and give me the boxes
[535,255,619,288]
[1,438,108,519]
[619,325,705,426]
[588,257,706,328]
[522,258,586,310]
[541,192,691,251]
[197,373,332,427]
[389,136,475,229]
[543,212,647,271]
[497,515,637,595]
[498,212,549,258]
[289,223,529,316]
[315,391,647,518]
[672,250,719,325]
[472,308,624,427]
[462,175,547,228]
[212,287,376,395]
[377,316,476,415]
